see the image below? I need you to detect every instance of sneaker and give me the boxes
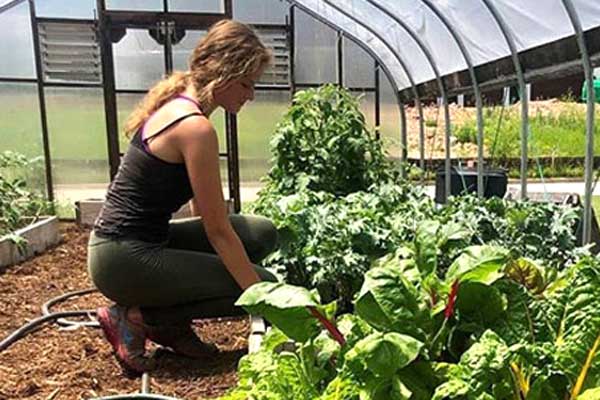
[147,324,218,359]
[96,306,156,373]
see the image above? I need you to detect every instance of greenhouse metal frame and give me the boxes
[0,0,599,242]
[289,0,599,244]
[0,0,391,214]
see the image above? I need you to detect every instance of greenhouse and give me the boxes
[1,0,600,399]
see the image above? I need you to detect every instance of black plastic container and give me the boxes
[435,167,508,203]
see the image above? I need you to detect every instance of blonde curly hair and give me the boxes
[124,19,272,137]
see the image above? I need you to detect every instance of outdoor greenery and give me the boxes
[226,86,598,399]
[0,151,54,240]
[453,100,600,178]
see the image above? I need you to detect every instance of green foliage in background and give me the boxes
[0,151,54,239]
[260,84,396,197]
[455,102,600,159]
[252,86,584,311]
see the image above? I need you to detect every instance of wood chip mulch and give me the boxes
[0,224,250,400]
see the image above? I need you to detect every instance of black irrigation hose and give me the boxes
[0,288,100,352]
[0,310,95,352]
[42,287,99,328]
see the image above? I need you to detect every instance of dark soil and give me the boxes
[0,224,249,399]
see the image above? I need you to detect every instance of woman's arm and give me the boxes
[176,117,261,290]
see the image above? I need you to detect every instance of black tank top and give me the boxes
[94,97,203,243]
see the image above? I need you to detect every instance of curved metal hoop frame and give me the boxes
[561,0,596,244]
[288,0,594,236]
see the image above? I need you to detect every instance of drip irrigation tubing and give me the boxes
[0,310,96,352]
[1,287,100,352]
[42,287,99,328]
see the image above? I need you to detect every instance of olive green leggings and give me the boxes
[88,215,278,325]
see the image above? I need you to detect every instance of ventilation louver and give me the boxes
[38,22,101,83]
[253,26,290,86]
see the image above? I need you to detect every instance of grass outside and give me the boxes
[453,99,600,159]
[593,196,600,224]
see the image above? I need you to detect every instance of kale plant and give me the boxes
[437,194,582,270]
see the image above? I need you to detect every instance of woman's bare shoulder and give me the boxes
[173,113,217,147]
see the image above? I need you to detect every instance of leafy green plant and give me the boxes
[0,151,54,240]
[425,119,438,128]
[252,86,584,312]
[257,84,396,198]
[222,240,600,400]
[438,195,581,270]
[454,125,478,145]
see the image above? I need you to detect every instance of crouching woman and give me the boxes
[87,20,278,373]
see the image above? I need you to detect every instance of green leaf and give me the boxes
[354,265,430,340]
[543,258,600,395]
[577,387,600,400]
[455,282,507,330]
[446,246,509,285]
[319,373,361,400]
[526,372,569,400]
[505,258,546,294]
[395,361,440,400]
[236,282,323,342]
[432,330,512,399]
[345,332,423,378]
[414,220,441,275]
[431,379,471,400]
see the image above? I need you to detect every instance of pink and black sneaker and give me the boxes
[96,305,156,374]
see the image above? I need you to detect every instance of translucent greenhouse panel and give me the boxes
[364,0,467,78]
[343,37,374,88]
[574,0,600,30]
[105,0,163,11]
[168,0,223,13]
[234,0,289,24]
[294,8,336,85]
[324,0,441,86]
[493,0,572,52]
[219,158,230,196]
[172,30,206,72]
[34,0,96,19]
[0,82,46,194]
[354,91,375,132]
[115,93,145,152]
[379,75,401,160]
[236,90,290,187]
[45,87,109,216]
[212,109,226,154]
[114,29,165,91]
[0,1,35,78]
[430,0,509,68]
[291,0,411,91]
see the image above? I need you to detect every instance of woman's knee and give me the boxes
[255,265,278,282]
[231,214,279,261]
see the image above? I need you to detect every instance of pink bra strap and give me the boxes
[175,94,202,111]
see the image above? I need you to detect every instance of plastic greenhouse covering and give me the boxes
[291,0,600,92]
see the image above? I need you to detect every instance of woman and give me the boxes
[88,20,278,373]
